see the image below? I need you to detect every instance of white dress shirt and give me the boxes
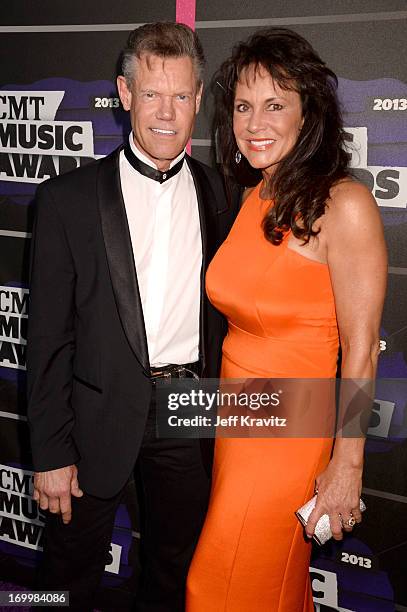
[119,134,202,367]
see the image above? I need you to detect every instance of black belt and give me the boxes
[150,361,200,383]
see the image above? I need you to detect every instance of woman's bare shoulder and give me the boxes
[324,178,380,229]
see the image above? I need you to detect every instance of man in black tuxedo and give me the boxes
[27,22,235,611]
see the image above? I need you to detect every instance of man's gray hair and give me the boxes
[122,22,205,87]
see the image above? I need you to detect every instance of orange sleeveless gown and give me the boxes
[186,183,339,611]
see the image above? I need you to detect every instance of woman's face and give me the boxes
[233,65,304,177]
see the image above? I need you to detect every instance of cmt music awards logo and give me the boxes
[0,464,125,576]
[0,464,44,550]
[0,79,126,189]
[340,77,407,209]
[0,286,28,370]
[0,89,96,183]
[344,125,407,209]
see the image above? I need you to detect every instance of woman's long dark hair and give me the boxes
[213,28,350,245]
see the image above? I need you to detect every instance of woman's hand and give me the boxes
[305,458,363,540]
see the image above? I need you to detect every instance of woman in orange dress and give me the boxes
[186,28,387,611]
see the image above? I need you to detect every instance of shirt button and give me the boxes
[162,173,167,180]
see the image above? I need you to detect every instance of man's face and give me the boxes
[117,53,202,171]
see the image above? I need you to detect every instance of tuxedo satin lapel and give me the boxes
[97,148,150,374]
[186,156,218,267]
[186,156,219,371]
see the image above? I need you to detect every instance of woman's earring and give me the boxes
[235,150,242,164]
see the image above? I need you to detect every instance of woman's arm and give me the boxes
[306,180,387,540]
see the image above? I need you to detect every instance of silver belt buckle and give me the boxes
[163,370,172,381]
[154,370,171,386]
[150,368,171,384]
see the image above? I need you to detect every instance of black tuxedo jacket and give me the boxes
[27,146,237,498]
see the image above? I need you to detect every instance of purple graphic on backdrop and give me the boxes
[339,77,407,167]
[339,77,407,213]
[311,537,394,611]
[1,77,407,208]
[0,78,130,207]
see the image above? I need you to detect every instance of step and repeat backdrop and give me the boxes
[1,1,407,610]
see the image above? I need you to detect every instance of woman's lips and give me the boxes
[246,139,276,151]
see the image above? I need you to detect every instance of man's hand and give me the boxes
[32,465,83,524]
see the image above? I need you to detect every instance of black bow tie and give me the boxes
[124,143,185,184]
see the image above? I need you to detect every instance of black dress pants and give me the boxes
[38,390,211,611]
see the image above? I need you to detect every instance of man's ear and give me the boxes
[195,83,203,115]
[117,75,132,111]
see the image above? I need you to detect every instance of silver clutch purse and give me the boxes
[295,495,366,545]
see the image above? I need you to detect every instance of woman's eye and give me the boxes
[235,103,248,112]
[267,103,283,111]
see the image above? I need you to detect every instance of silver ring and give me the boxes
[344,516,356,528]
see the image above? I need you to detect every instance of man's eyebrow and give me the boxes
[138,89,193,95]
